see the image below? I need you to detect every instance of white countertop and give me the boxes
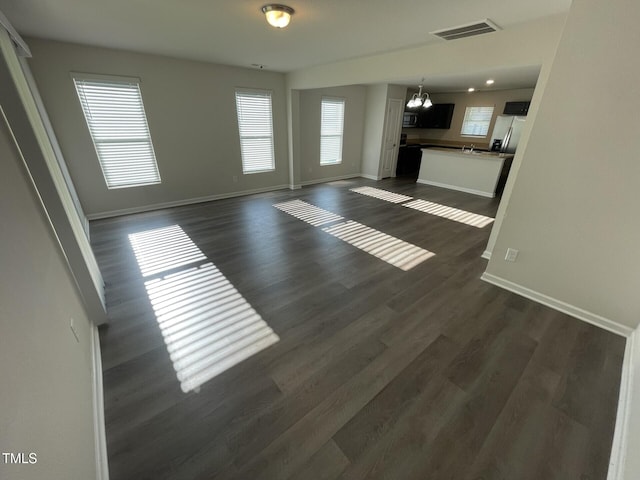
[421,147,513,159]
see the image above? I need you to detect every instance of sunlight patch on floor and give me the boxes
[273,199,435,271]
[129,225,207,276]
[273,199,344,226]
[128,225,278,393]
[322,221,435,271]
[402,199,494,228]
[350,186,414,204]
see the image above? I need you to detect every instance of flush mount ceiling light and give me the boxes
[468,87,476,92]
[407,79,432,108]
[486,79,495,85]
[261,4,295,28]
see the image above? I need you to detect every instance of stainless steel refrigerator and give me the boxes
[490,115,526,154]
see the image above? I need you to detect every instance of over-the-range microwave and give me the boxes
[403,111,418,128]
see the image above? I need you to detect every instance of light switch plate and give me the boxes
[505,248,519,262]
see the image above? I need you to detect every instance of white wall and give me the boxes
[482,59,558,261]
[0,115,98,480]
[298,85,366,183]
[360,84,407,179]
[485,0,640,331]
[26,38,290,217]
[286,14,566,90]
[361,84,388,179]
[405,88,535,149]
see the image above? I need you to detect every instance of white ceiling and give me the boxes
[1,0,570,77]
[396,65,543,93]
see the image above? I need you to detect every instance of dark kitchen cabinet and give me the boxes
[503,101,530,115]
[418,103,455,129]
[396,146,422,177]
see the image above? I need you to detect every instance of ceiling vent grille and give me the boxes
[431,19,500,41]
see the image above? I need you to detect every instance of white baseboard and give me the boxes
[289,184,302,190]
[359,173,380,181]
[480,272,633,337]
[481,250,492,260]
[91,326,109,480]
[608,331,634,480]
[416,179,495,198]
[86,184,290,220]
[299,173,362,186]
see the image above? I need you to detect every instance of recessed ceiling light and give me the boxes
[468,87,475,92]
[486,79,495,85]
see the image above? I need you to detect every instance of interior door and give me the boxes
[380,98,403,179]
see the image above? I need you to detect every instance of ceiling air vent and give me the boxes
[431,19,501,41]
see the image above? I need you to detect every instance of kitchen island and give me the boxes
[417,147,513,198]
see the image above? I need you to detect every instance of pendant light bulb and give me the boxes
[407,78,432,108]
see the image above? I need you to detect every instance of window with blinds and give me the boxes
[73,75,161,189]
[320,97,345,165]
[461,106,495,137]
[235,90,275,174]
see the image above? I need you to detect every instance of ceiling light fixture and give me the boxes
[261,4,295,28]
[407,79,433,109]
[468,87,475,92]
[486,79,495,85]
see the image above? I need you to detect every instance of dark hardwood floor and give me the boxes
[92,178,626,480]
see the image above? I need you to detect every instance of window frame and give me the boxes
[460,105,495,138]
[320,96,345,166]
[72,72,161,189]
[235,88,276,174]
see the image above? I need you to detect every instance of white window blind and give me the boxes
[320,98,345,165]
[73,76,161,189]
[235,90,275,174]
[461,106,495,137]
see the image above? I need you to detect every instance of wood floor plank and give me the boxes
[269,304,396,394]
[524,406,590,480]
[333,335,461,461]
[107,374,281,480]
[462,361,562,480]
[286,439,350,480]
[228,319,443,480]
[226,335,388,468]
[398,332,538,480]
[552,326,618,427]
[92,178,625,480]
[335,374,465,480]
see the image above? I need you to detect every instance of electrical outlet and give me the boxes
[69,317,80,343]
[232,175,238,182]
[505,248,519,262]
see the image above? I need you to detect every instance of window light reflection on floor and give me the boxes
[128,226,278,393]
[129,225,206,277]
[273,199,344,226]
[322,220,435,271]
[403,199,494,228]
[350,186,414,204]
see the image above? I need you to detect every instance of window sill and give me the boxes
[243,169,276,175]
